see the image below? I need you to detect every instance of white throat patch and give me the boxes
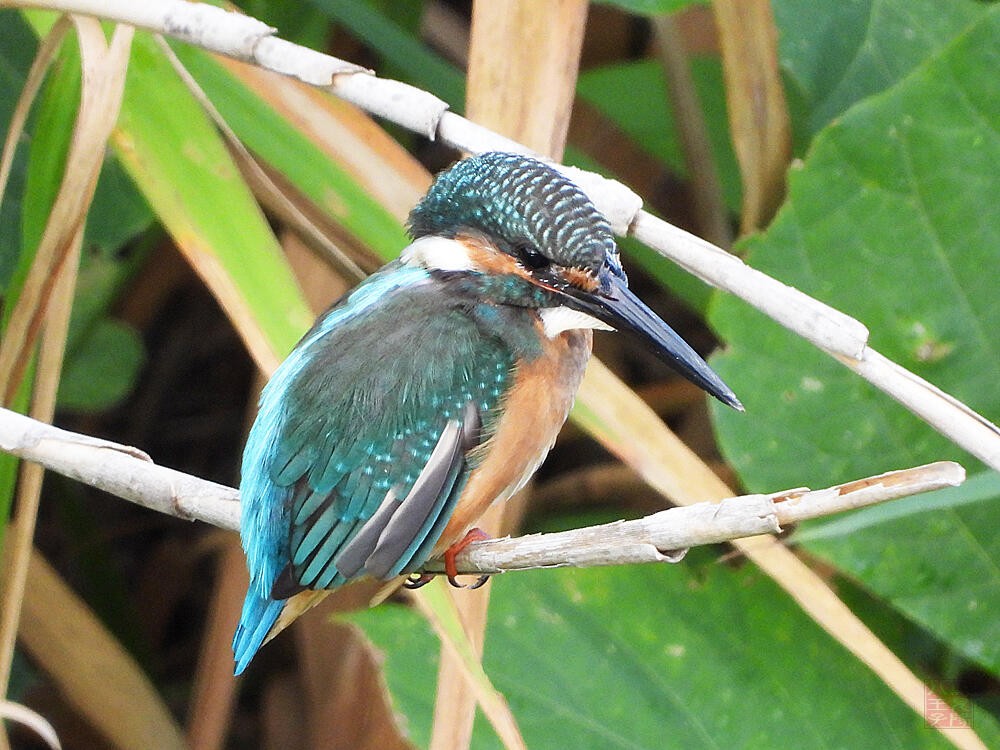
[539,306,614,338]
[401,236,480,272]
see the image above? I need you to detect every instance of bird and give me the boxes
[232,151,742,673]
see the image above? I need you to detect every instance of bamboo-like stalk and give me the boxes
[432,4,589,747]
[712,0,791,232]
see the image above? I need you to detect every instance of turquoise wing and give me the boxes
[239,272,514,603]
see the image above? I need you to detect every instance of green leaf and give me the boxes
[169,43,410,260]
[806,490,1000,671]
[773,0,988,147]
[83,155,153,257]
[0,21,80,548]
[356,555,954,749]
[57,318,144,413]
[113,31,314,362]
[0,11,39,291]
[66,235,148,356]
[17,27,78,293]
[709,8,1000,675]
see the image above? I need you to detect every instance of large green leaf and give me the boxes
[773,0,987,147]
[113,31,314,362]
[17,23,77,290]
[709,8,1000,675]
[356,554,957,749]
[0,19,81,550]
[57,319,145,413]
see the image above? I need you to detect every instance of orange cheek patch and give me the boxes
[455,232,600,293]
[458,233,534,280]
[562,267,599,292]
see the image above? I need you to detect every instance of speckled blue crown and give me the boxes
[408,152,624,278]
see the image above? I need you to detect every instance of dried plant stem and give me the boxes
[185,539,244,750]
[0,407,965,574]
[436,3,589,747]
[712,0,791,232]
[652,14,732,248]
[0,18,134,707]
[0,247,79,699]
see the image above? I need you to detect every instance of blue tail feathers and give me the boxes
[233,590,285,675]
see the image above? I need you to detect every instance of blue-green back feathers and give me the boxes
[234,264,522,672]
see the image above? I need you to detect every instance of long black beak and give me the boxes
[561,271,743,411]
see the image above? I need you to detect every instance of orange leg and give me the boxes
[444,528,491,589]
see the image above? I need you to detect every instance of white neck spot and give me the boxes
[539,306,613,338]
[401,236,480,272]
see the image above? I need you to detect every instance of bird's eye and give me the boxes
[515,245,550,271]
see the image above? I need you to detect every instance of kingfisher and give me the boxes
[232,151,742,673]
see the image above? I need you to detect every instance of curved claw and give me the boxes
[447,573,491,589]
[403,572,435,589]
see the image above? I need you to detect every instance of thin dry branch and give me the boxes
[424,462,965,573]
[6,0,997,474]
[0,408,965,575]
[0,408,240,530]
[0,700,61,750]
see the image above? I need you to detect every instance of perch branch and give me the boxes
[0,408,965,574]
[6,0,999,474]
[424,462,964,573]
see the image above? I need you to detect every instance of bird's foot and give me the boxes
[403,572,435,589]
[445,528,491,589]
